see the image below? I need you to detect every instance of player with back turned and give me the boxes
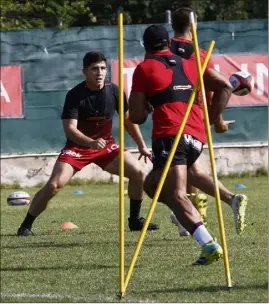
[129,25,246,265]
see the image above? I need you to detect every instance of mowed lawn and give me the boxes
[0,176,268,303]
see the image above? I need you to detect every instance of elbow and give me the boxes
[129,114,147,125]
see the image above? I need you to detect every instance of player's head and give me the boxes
[143,25,170,53]
[82,51,107,89]
[172,7,197,35]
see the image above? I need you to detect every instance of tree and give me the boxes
[0,0,267,30]
[0,0,96,30]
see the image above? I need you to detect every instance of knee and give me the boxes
[132,167,146,182]
[45,181,63,196]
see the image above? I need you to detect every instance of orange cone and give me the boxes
[60,222,78,229]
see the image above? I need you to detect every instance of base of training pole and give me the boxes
[117,292,125,300]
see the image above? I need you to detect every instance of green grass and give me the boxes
[1,176,268,303]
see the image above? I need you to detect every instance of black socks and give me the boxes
[21,212,37,229]
[129,199,142,220]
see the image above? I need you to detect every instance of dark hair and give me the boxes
[143,25,169,53]
[83,51,107,68]
[172,7,197,34]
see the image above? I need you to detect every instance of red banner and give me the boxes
[111,54,268,106]
[0,65,23,118]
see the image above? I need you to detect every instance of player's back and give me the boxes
[170,37,213,68]
[133,50,206,143]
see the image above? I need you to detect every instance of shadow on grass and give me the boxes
[1,263,118,272]
[145,282,268,294]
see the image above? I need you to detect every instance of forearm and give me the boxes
[214,114,224,126]
[124,118,147,148]
[209,87,232,124]
[65,128,94,147]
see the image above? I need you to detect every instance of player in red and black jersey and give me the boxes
[17,51,159,236]
[169,7,247,236]
[129,25,234,265]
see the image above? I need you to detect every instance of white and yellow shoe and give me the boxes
[231,194,248,235]
[190,193,208,227]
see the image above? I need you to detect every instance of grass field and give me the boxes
[0,176,268,303]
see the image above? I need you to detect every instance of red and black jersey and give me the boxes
[170,37,214,68]
[132,50,207,143]
[62,81,128,147]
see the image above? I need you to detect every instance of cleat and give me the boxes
[231,194,248,235]
[17,227,34,236]
[193,240,223,266]
[128,217,159,231]
[170,212,190,236]
[190,193,208,226]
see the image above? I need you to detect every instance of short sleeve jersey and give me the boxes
[62,81,128,147]
[170,37,214,70]
[131,50,207,143]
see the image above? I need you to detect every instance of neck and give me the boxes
[174,31,192,40]
[85,80,104,91]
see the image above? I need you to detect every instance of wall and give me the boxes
[1,20,268,155]
[1,144,267,187]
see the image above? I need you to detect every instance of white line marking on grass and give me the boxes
[1,292,153,303]
[0,292,89,301]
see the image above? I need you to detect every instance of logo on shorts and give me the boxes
[173,85,192,91]
[183,134,202,152]
[61,150,82,158]
[161,150,169,157]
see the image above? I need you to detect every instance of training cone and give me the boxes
[60,222,78,229]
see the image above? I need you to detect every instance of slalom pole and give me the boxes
[122,41,216,296]
[190,11,232,288]
[117,12,125,298]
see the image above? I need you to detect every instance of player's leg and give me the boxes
[187,167,208,226]
[174,183,208,235]
[188,160,247,234]
[17,161,77,236]
[103,149,159,231]
[145,165,223,265]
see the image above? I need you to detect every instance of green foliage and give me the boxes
[0,0,268,29]
[0,0,95,30]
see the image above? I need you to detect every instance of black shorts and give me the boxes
[152,134,203,170]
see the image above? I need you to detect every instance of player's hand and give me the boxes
[138,146,152,163]
[90,138,107,150]
[214,120,236,133]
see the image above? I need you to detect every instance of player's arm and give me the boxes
[128,91,150,124]
[114,81,151,159]
[62,119,93,147]
[124,110,148,149]
[128,65,151,124]
[206,90,234,133]
[203,68,234,124]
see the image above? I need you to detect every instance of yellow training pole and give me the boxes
[122,41,215,296]
[118,13,125,298]
[190,12,232,288]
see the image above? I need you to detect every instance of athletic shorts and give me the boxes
[152,134,203,170]
[58,142,124,170]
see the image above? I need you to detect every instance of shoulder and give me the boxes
[105,82,118,95]
[66,81,85,97]
[107,82,118,90]
[198,48,207,58]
